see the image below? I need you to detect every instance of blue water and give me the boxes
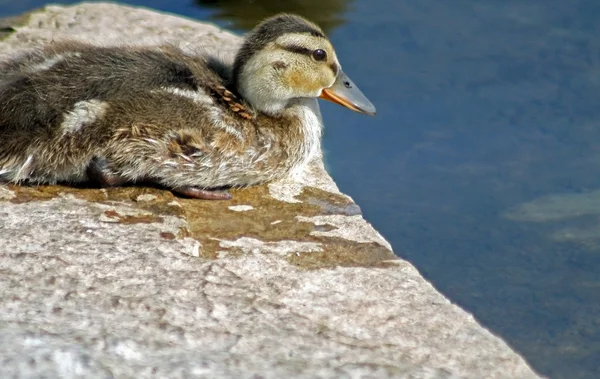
[3,1,600,378]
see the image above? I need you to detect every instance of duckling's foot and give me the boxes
[172,186,232,200]
[86,158,128,187]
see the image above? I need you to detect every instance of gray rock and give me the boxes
[0,3,543,378]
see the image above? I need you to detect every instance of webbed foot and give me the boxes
[172,186,232,200]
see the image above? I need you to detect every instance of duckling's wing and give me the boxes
[0,42,226,134]
[0,42,231,185]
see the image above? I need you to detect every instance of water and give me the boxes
[2,1,600,378]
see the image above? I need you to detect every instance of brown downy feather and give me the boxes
[0,14,330,199]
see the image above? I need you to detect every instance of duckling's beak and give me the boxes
[319,71,376,116]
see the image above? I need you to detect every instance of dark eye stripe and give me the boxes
[279,44,336,75]
[280,44,313,56]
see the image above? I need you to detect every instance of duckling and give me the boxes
[0,14,375,200]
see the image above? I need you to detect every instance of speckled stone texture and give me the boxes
[0,3,543,378]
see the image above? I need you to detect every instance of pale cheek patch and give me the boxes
[286,70,322,97]
[61,99,109,134]
[320,69,336,89]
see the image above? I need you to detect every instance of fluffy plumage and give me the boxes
[0,14,374,199]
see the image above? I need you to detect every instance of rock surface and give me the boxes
[0,3,543,378]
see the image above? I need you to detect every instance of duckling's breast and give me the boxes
[285,98,324,178]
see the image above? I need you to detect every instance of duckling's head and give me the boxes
[232,14,375,116]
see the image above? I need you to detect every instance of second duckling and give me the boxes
[0,14,375,200]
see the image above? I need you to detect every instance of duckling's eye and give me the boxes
[312,49,327,61]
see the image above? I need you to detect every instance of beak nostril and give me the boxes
[320,71,376,115]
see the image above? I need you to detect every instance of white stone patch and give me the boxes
[168,201,182,208]
[23,336,45,348]
[111,340,143,361]
[178,237,201,257]
[135,194,157,202]
[219,237,322,257]
[296,214,393,251]
[158,87,213,104]
[216,250,230,258]
[296,156,340,194]
[268,178,304,204]
[268,159,341,204]
[271,220,282,225]
[210,302,229,320]
[98,213,120,223]
[61,100,109,134]
[96,205,156,223]
[54,349,89,377]
[228,205,254,212]
[0,186,16,200]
